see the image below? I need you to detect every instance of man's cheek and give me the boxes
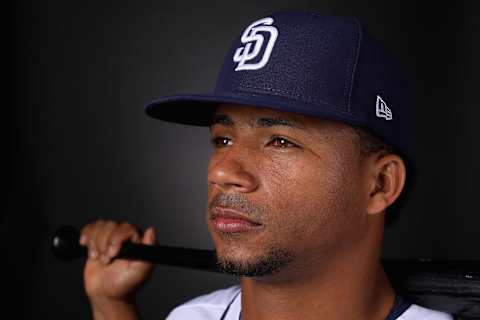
[262,159,312,189]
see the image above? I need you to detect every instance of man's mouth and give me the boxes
[210,207,263,233]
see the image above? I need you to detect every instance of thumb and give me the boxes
[142,227,156,246]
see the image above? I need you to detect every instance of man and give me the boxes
[79,12,453,319]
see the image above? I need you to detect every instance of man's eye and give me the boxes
[269,137,297,148]
[210,137,232,147]
[210,136,297,149]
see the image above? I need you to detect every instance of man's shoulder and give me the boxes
[165,285,241,320]
[399,304,453,320]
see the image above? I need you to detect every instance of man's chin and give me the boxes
[215,248,294,277]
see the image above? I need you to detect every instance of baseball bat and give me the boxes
[51,226,480,318]
[51,225,219,272]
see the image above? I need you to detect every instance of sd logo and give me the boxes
[233,17,278,71]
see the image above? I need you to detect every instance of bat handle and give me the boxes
[51,225,220,273]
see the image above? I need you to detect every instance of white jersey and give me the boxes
[166,285,453,320]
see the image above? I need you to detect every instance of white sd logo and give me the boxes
[233,17,278,71]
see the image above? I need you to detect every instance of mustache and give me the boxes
[208,193,268,220]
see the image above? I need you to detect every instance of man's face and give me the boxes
[206,104,371,278]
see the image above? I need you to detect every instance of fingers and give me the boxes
[107,223,141,261]
[80,221,101,259]
[97,221,121,264]
[80,220,145,265]
[142,227,156,246]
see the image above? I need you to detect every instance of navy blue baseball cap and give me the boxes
[145,11,411,166]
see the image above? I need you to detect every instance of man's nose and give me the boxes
[208,149,259,193]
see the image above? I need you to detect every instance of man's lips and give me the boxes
[210,207,263,233]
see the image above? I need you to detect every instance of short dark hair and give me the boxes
[351,127,413,227]
[352,127,395,159]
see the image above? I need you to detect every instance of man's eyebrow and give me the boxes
[210,114,305,129]
[210,114,234,127]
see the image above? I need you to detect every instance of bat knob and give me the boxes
[51,225,85,261]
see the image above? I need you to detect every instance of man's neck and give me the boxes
[239,232,395,320]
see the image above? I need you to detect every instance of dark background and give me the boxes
[8,0,479,319]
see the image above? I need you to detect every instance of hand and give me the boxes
[80,220,156,304]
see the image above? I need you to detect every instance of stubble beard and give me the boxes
[215,241,294,277]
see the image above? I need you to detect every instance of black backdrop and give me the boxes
[8,1,480,319]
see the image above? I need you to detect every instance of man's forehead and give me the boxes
[210,104,308,129]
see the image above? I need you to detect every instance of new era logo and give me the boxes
[376,95,393,120]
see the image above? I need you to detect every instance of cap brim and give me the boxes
[145,93,220,126]
[145,91,364,127]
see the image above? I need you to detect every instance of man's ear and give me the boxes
[366,153,406,215]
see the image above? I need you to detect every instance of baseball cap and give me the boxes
[145,11,411,166]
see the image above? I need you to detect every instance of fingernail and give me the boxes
[107,245,116,257]
[132,235,140,244]
[89,250,98,259]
